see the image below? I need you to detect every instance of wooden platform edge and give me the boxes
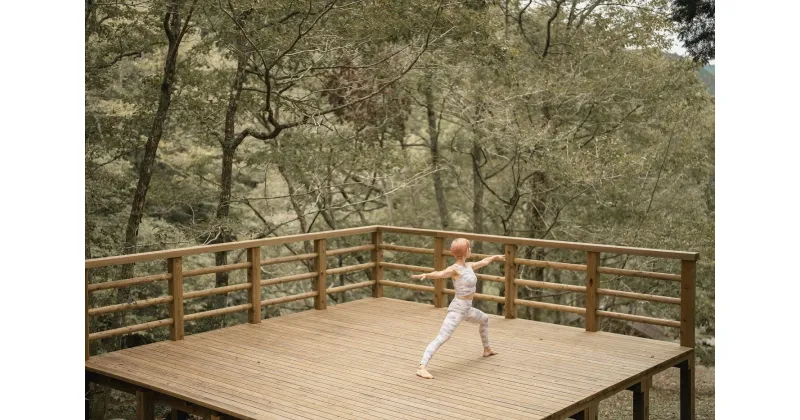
[553,349,694,420]
[86,298,696,420]
[86,368,250,420]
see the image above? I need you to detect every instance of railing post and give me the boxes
[167,257,184,340]
[247,247,262,323]
[680,260,696,348]
[585,251,600,332]
[314,239,327,310]
[680,259,696,420]
[504,244,517,319]
[433,236,445,308]
[85,268,90,360]
[371,230,384,298]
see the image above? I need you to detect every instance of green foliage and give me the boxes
[671,0,715,64]
[86,4,716,414]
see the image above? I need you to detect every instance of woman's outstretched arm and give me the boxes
[469,255,505,270]
[411,266,456,280]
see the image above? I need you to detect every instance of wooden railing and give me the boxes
[85,225,698,360]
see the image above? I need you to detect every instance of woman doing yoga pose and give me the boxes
[413,238,505,379]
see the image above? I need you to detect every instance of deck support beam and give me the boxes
[569,411,584,420]
[136,389,155,420]
[169,409,190,420]
[87,372,215,419]
[678,358,696,420]
[85,372,91,420]
[630,376,651,420]
[570,402,599,420]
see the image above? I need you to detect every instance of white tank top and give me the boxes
[453,264,477,297]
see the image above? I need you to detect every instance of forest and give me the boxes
[86,0,714,417]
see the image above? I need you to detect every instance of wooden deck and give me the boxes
[86,298,692,419]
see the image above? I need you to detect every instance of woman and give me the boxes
[412,238,505,379]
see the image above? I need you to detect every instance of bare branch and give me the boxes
[578,104,641,148]
[308,3,445,119]
[94,50,144,70]
[542,0,566,58]
[575,0,603,29]
[517,0,539,55]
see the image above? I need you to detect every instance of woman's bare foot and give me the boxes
[483,347,498,357]
[416,365,434,379]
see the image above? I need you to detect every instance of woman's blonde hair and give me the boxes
[449,238,471,258]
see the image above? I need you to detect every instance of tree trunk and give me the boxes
[424,75,449,229]
[277,164,314,255]
[210,146,236,315]
[382,178,395,223]
[471,139,485,310]
[118,0,194,340]
[211,19,249,316]
[523,170,550,321]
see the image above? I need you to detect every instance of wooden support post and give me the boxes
[679,260,696,420]
[247,247,262,323]
[136,389,155,420]
[679,358,696,420]
[85,372,91,420]
[169,409,190,420]
[85,268,90,360]
[167,257,184,340]
[587,402,599,420]
[314,239,327,310]
[631,376,651,420]
[574,402,599,420]
[585,251,600,332]
[504,244,517,319]
[433,237,445,308]
[371,231,383,298]
[680,260,696,348]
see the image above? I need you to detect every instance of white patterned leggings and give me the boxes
[420,298,490,366]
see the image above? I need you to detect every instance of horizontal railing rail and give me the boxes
[85,226,379,269]
[378,226,699,260]
[86,225,698,361]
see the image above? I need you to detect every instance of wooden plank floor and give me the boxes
[86,297,692,419]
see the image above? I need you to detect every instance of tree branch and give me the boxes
[542,0,566,58]
[576,0,603,29]
[517,0,539,55]
[94,50,144,69]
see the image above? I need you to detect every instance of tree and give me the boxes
[671,0,715,64]
[121,0,197,276]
